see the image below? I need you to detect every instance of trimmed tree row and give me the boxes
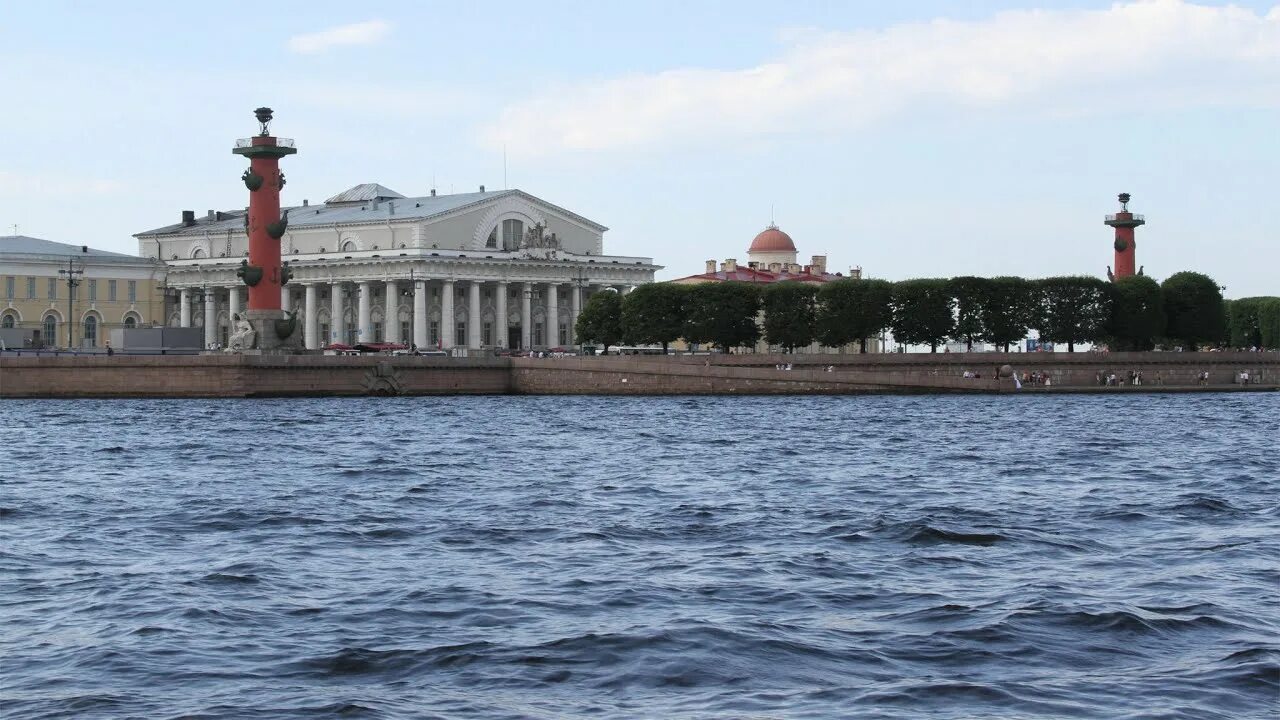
[574,271,1271,353]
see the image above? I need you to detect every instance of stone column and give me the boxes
[440,279,455,349]
[203,289,218,348]
[179,289,192,327]
[570,284,582,346]
[330,283,344,345]
[546,282,559,349]
[413,279,427,348]
[280,286,292,313]
[357,281,373,343]
[228,286,241,320]
[384,280,399,344]
[495,281,508,349]
[304,284,318,349]
[521,282,532,350]
[468,280,482,349]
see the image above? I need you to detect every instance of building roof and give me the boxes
[673,266,843,284]
[135,187,607,238]
[323,183,406,204]
[0,235,152,264]
[748,225,797,254]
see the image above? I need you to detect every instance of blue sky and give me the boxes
[2,0,1276,296]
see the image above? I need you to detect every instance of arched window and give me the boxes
[486,227,498,249]
[1,314,14,328]
[501,219,523,250]
[83,315,98,347]
[341,240,356,252]
[123,315,137,329]
[192,248,206,259]
[44,315,58,345]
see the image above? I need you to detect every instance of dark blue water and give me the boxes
[2,395,1278,719]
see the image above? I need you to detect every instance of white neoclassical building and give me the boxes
[136,184,659,351]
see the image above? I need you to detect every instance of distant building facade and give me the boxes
[136,184,659,350]
[668,225,878,354]
[0,235,165,348]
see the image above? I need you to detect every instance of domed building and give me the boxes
[673,223,861,286]
[746,224,798,268]
[668,223,873,354]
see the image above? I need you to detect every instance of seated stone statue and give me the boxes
[226,313,256,352]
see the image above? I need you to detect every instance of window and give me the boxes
[486,228,498,249]
[501,219,523,250]
[320,323,330,343]
[108,280,117,302]
[534,322,544,347]
[1,314,14,328]
[560,323,568,346]
[88,279,97,301]
[455,322,466,347]
[127,281,136,303]
[26,277,35,299]
[482,321,492,346]
[341,240,356,252]
[400,321,410,343]
[373,322,383,342]
[83,315,97,347]
[344,320,356,345]
[4,277,12,299]
[124,316,137,329]
[44,316,57,343]
[429,320,439,346]
[48,278,56,300]
[192,248,206,259]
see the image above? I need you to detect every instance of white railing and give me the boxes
[235,137,295,148]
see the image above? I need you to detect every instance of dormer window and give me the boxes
[486,228,498,249]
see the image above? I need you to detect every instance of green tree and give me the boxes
[1107,275,1166,351]
[978,276,1034,352]
[890,279,955,352]
[816,278,893,352]
[620,283,688,352]
[1161,271,1226,350]
[1258,298,1280,350]
[684,282,761,352]
[1224,297,1276,348]
[1035,276,1111,352]
[575,290,623,353]
[762,282,818,352]
[948,276,989,351]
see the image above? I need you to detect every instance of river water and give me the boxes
[2,395,1277,719]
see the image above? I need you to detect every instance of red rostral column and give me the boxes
[233,107,297,311]
[1104,192,1145,279]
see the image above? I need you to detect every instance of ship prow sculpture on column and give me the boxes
[228,107,304,353]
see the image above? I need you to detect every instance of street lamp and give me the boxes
[57,257,84,349]
[572,265,589,355]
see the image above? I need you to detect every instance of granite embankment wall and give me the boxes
[0,351,1275,398]
[0,355,511,398]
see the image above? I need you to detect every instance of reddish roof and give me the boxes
[672,266,843,284]
[749,225,796,253]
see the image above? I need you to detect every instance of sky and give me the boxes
[1,0,1277,296]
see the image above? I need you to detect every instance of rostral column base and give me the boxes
[241,308,305,354]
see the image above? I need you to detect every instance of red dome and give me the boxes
[749,225,796,253]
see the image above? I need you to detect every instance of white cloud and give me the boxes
[483,1,1280,156]
[288,20,391,55]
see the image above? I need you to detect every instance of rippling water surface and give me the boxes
[2,395,1278,719]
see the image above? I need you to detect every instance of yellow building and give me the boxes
[1,236,166,348]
